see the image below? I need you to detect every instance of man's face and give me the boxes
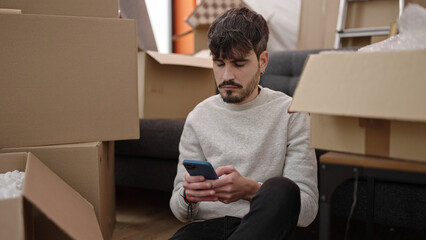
[213,50,268,104]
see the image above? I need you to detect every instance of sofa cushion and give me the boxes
[115,119,185,160]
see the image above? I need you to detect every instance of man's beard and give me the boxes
[217,68,260,104]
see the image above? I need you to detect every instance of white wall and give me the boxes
[145,0,172,53]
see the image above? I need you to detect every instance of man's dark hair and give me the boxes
[208,7,269,60]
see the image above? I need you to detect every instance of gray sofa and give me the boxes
[115,48,426,239]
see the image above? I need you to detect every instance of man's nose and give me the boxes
[222,65,235,81]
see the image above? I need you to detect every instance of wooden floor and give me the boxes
[112,186,185,240]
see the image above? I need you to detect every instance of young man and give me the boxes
[169,7,318,240]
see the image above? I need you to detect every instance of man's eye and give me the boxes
[234,62,245,67]
[215,62,225,67]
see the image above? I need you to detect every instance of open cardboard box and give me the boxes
[0,152,103,240]
[0,13,139,148]
[0,142,115,240]
[289,50,426,162]
[138,50,216,119]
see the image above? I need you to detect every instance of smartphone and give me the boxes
[183,160,218,180]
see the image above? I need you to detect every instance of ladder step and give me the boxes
[337,26,390,38]
[340,26,390,33]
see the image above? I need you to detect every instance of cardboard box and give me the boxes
[0,13,139,148]
[138,51,216,119]
[0,0,118,18]
[0,152,103,240]
[297,0,327,50]
[0,142,115,240]
[193,24,210,53]
[289,50,426,162]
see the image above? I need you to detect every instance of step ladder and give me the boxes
[334,0,405,48]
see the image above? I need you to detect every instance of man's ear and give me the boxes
[259,51,269,73]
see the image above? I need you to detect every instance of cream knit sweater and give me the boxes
[170,87,318,227]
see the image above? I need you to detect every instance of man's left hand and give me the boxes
[211,165,261,204]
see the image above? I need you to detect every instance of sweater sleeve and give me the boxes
[284,112,319,227]
[169,117,204,222]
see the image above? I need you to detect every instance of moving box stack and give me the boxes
[0,1,139,239]
[290,4,426,163]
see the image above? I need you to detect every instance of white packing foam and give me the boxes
[0,170,25,200]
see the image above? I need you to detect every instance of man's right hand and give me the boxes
[183,173,218,203]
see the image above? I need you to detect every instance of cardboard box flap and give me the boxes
[2,142,101,151]
[23,153,103,240]
[146,50,212,69]
[289,50,426,122]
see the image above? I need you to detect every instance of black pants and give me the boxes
[170,177,301,240]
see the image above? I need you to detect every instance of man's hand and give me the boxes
[183,173,218,203]
[211,165,261,204]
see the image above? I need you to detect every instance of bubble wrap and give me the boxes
[0,170,25,200]
[359,4,426,52]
